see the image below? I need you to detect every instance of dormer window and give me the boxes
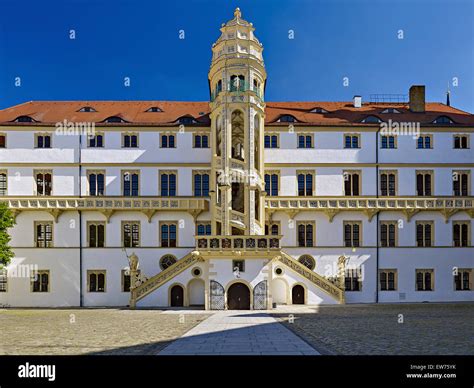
[310,107,328,113]
[432,115,454,124]
[381,108,401,114]
[146,107,162,113]
[177,116,196,125]
[361,115,382,123]
[78,107,96,112]
[104,116,125,123]
[15,116,34,123]
[278,115,297,123]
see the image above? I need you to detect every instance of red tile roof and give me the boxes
[0,100,473,126]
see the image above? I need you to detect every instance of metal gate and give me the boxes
[210,280,225,310]
[253,280,267,310]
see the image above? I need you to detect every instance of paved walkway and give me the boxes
[158,311,319,355]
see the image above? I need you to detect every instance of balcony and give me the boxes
[196,235,281,256]
[1,196,209,222]
[210,81,264,102]
[265,196,474,222]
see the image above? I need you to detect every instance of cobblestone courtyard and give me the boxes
[0,303,472,355]
[273,303,474,355]
[0,309,209,355]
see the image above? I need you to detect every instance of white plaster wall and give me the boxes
[0,248,80,307]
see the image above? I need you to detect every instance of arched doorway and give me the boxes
[170,285,184,307]
[227,282,250,310]
[292,285,305,305]
[188,279,205,307]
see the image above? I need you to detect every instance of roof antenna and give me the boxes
[446,82,451,106]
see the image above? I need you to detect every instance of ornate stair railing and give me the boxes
[277,251,345,303]
[130,251,202,307]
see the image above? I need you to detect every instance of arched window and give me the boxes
[177,116,196,125]
[432,115,454,124]
[278,115,297,123]
[361,115,382,123]
[298,255,316,270]
[104,116,124,123]
[15,116,34,123]
[160,254,177,270]
[381,108,401,114]
[146,107,162,112]
[78,106,97,112]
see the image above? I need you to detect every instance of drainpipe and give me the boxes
[375,126,380,303]
[78,132,83,307]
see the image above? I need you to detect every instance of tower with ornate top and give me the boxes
[208,8,267,236]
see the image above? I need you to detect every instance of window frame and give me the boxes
[379,269,398,291]
[159,221,178,248]
[415,269,434,291]
[415,221,434,247]
[31,270,50,293]
[343,133,361,149]
[160,170,178,197]
[452,221,470,247]
[343,170,361,196]
[296,170,315,196]
[379,170,398,196]
[343,221,362,247]
[35,133,52,149]
[87,221,106,248]
[121,170,140,197]
[121,221,141,248]
[264,170,280,196]
[380,221,398,247]
[296,221,315,247]
[87,270,107,293]
[34,221,53,248]
[453,134,469,149]
[121,132,139,148]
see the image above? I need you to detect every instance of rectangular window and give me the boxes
[416,221,433,247]
[194,134,209,148]
[122,222,140,248]
[380,171,397,196]
[344,134,360,149]
[160,172,177,196]
[122,269,141,292]
[31,270,49,292]
[345,268,362,291]
[122,171,139,196]
[452,171,469,196]
[0,269,7,292]
[88,133,104,148]
[265,223,280,236]
[36,134,52,149]
[298,134,313,148]
[416,135,432,149]
[35,171,52,196]
[35,222,53,248]
[454,269,472,291]
[123,133,138,148]
[161,134,176,148]
[264,172,279,196]
[453,222,470,247]
[160,222,177,247]
[379,269,397,291]
[197,223,212,236]
[453,135,469,149]
[381,135,396,149]
[0,134,6,148]
[416,171,433,196]
[416,269,434,291]
[264,134,278,148]
[343,171,360,196]
[0,172,7,195]
[88,222,105,247]
[232,260,245,273]
[88,171,105,196]
[344,221,361,247]
[380,221,397,247]
[297,222,314,247]
[88,270,106,292]
[297,172,313,196]
[194,172,210,197]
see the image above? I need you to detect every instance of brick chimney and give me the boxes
[353,95,362,108]
[409,85,425,113]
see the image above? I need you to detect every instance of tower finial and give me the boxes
[234,7,241,18]
[446,82,451,106]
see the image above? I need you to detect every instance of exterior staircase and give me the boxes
[130,251,202,307]
[276,251,345,303]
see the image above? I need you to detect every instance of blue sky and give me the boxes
[0,0,473,111]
